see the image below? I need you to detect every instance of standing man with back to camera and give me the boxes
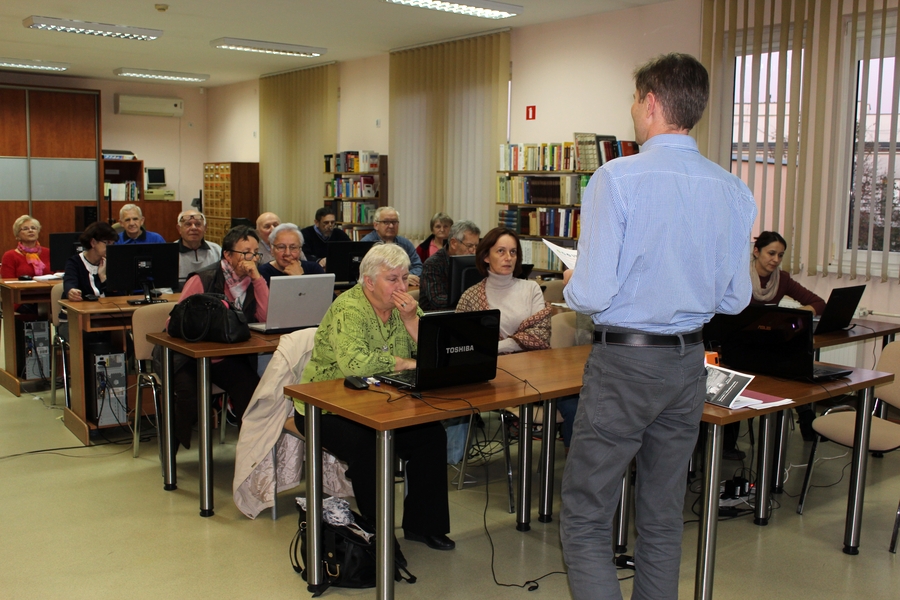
[560,53,756,600]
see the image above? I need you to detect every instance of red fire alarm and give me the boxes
[526,105,536,120]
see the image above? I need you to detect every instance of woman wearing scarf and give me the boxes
[2,215,51,285]
[170,225,269,451]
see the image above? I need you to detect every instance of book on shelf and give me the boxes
[103,181,139,201]
[359,175,376,198]
[574,133,602,171]
[342,225,374,241]
[598,136,619,164]
[331,200,378,224]
[618,140,639,156]
[500,142,580,171]
[359,151,379,173]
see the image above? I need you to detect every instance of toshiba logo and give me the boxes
[446,345,474,354]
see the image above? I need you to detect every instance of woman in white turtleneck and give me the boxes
[456,227,551,353]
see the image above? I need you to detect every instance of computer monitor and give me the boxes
[448,255,485,308]
[145,167,166,188]
[326,241,375,284]
[49,232,84,272]
[105,243,179,305]
[231,217,254,229]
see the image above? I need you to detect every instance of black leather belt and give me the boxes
[593,330,704,347]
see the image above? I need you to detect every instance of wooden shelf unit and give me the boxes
[203,162,259,245]
[323,154,388,240]
[102,158,143,204]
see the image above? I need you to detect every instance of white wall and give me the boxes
[207,80,260,164]
[338,54,390,154]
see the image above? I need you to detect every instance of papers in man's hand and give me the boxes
[542,239,577,270]
[705,365,754,409]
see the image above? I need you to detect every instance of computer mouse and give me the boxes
[83,294,99,302]
[343,376,370,390]
[18,275,32,281]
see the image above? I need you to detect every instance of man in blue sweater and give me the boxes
[117,204,166,244]
[360,206,423,286]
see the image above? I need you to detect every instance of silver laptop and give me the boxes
[248,273,335,333]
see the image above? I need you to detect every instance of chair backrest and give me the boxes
[131,302,175,361]
[551,311,578,349]
[50,283,64,327]
[875,340,900,410]
[408,288,420,302]
[542,279,566,304]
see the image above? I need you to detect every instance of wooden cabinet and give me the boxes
[203,162,259,245]
[323,154,388,240]
[102,158,143,204]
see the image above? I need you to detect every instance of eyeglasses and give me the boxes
[272,244,301,254]
[376,220,399,226]
[229,250,262,260]
[179,216,204,227]
[19,225,39,232]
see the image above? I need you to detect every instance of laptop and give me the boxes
[248,273,335,334]
[704,305,852,382]
[376,309,501,391]
[813,284,866,334]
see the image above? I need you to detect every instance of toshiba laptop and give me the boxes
[705,305,852,382]
[376,309,501,391]
[812,284,866,335]
[248,274,335,334]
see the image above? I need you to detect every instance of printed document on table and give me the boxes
[542,239,578,270]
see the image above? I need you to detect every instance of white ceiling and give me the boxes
[0,0,670,87]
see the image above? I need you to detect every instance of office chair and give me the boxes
[130,302,174,461]
[48,283,70,408]
[541,278,566,304]
[797,341,900,553]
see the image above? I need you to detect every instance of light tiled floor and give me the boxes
[1,364,899,598]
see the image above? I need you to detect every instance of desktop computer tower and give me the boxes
[84,341,127,427]
[14,319,51,381]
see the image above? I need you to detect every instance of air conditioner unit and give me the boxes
[115,94,184,117]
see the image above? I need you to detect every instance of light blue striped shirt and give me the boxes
[564,134,757,334]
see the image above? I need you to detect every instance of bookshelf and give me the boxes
[102,158,143,203]
[203,162,259,245]
[323,153,388,241]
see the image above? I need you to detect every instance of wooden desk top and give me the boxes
[60,294,181,315]
[814,318,900,349]
[146,331,280,359]
[0,279,59,290]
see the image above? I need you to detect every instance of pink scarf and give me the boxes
[221,258,250,308]
[17,242,44,276]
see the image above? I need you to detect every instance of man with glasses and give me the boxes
[361,206,423,286]
[300,207,351,268]
[175,210,222,290]
[418,220,481,311]
[258,223,325,285]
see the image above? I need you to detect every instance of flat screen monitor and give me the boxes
[105,243,179,305]
[49,232,84,272]
[145,167,166,188]
[448,255,485,308]
[325,241,375,284]
[231,217,254,229]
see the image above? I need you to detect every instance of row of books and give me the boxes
[499,142,580,171]
[328,200,378,224]
[497,174,589,205]
[103,181,139,201]
[324,151,380,173]
[499,205,580,238]
[325,175,377,198]
[341,225,375,241]
[520,239,566,272]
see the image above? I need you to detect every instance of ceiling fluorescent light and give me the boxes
[115,68,209,83]
[0,57,70,72]
[210,38,326,57]
[384,0,522,19]
[23,16,162,41]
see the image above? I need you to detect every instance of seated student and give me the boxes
[300,207,350,268]
[175,210,221,290]
[360,206,423,285]
[258,223,325,285]
[2,215,52,314]
[63,222,118,302]
[169,225,269,451]
[117,204,166,244]
[418,220,480,311]
[255,212,281,264]
[415,212,453,263]
[296,243,454,560]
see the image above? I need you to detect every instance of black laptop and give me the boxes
[813,284,866,334]
[376,309,501,391]
[704,305,852,382]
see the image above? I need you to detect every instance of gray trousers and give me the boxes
[560,335,706,600]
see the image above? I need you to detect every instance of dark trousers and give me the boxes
[295,412,450,536]
[171,354,259,449]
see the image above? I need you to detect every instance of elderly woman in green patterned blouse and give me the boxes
[293,243,456,560]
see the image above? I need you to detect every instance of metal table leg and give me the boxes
[772,409,789,493]
[754,412,776,525]
[844,386,875,554]
[516,403,533,531]
[695,422,723,600]
[538,398,557,523]
[160,346,176,491]
[304,405,324,592]
[197,357,214,517]
[376,429,395,599]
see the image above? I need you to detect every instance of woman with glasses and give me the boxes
[257,223,324,286]
[169,225,269,451]
[2,215,52,313]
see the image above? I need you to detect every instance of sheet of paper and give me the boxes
[542,238,578,270]
[34,274,62,281]
[746,398,794,410]
[4,279,37,284]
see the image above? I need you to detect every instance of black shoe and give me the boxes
[722,448,746,461]
[798,410,816,442]
[404,531,455,551]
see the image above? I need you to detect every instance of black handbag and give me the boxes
[166,293,251,343]
[290,506,415,596]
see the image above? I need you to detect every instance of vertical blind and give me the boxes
[259,63,338,225]
[700,0,900,281]
[389,31,510,238]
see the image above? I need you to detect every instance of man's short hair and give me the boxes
[221,225,260,252]
[119,203,143,220]
[373,206,399,222]
[176,210,206,226]
[315,207,335,221]
[633,53,709,131]
[450,220,480,241]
